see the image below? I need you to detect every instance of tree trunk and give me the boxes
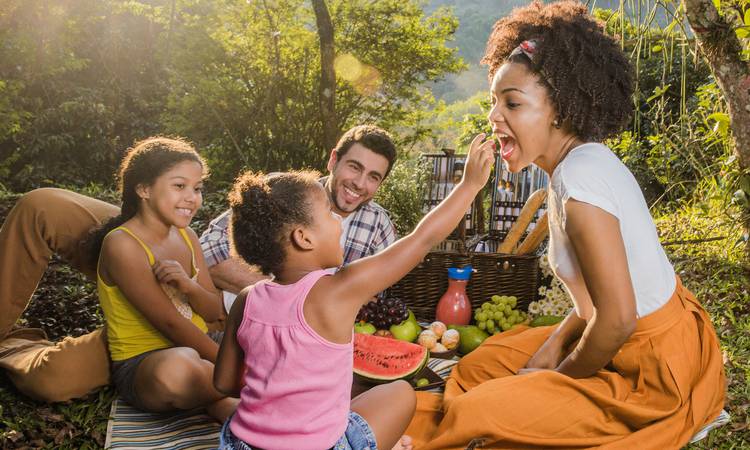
[683,0,750,257]
[312,0,338,152]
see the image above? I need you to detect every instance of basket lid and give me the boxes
[447,265,473,280]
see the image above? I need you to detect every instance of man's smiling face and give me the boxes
[326,143,389,217]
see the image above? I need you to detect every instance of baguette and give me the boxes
[514,212,548,255]
[497,188,547,254]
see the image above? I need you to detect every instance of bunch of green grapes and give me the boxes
[473,295,527,334]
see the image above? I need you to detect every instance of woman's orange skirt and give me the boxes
[406,278,725,449]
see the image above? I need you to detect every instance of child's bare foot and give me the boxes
[391,435,413,450]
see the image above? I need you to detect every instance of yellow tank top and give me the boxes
[97,226,208,361]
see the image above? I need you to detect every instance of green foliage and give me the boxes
[0,0,463,190]
[0,0,170,189]
[709,0,750,59]
[457,97,492,150]
[414,92,484,153]
[163,0,464,181]
[608,80,734,204]
[653,197,750,449]
[374,154,431,235]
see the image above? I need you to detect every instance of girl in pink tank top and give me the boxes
[214,136,494,450]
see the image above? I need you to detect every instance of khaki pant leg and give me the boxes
[0,188,117,401]
[0,188,119,338]
[0,328,110,402]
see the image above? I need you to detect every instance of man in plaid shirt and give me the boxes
[200,125,398,309]
[0,125,398,402]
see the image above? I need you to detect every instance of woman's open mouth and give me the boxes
[496,133,516,160]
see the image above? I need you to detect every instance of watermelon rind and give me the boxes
[353,333,429,384]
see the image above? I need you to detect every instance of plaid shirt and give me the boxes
[199,192,397,268]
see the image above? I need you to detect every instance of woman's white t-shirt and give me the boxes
[547,143,675,319]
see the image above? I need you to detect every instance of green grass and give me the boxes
[656,201,750,449]
[0,187,228,449]
[0,189,748,448]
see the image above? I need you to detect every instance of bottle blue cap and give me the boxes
[447,265,473,280]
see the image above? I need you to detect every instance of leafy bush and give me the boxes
[374,154,431,236]
[0,0,464,191]
[0,0,170,190]
[608,81,734,206]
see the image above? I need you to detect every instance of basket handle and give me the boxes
[465,233,489,254]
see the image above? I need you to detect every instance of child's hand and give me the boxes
[462,133,495,190]
[154,260,195,294]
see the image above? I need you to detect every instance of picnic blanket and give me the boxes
[104,358,458,449]
[105,401,220,449]
[104,357,728,449]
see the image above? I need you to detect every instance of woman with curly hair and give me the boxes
[405,1,726,448]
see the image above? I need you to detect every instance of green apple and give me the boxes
[448,325,489,354]
[354,321,376,334]
[389,319,420,342]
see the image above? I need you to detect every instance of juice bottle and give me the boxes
[435,265,473,325]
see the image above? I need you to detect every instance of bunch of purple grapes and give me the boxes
[356,296,410,330]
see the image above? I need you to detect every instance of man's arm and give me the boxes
[199,209,268,294]
[208,258,267,294]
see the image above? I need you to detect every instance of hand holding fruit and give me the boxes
[153,259,195,294]
[463,133,495,190]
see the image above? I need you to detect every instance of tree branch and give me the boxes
[312,0,338,151]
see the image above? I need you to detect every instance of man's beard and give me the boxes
[332,190,359,214]
[328,182,365,214]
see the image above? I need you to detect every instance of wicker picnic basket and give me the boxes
[387,152,546,322]
[387,246,540,322]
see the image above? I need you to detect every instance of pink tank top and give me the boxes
[229,269,353,449]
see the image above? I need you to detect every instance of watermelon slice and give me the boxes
[353,333,429,383]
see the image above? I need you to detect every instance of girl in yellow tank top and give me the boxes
[97,226,209,360]
[85,137,237,422]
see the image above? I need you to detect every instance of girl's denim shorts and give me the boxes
[219,411,378,450]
